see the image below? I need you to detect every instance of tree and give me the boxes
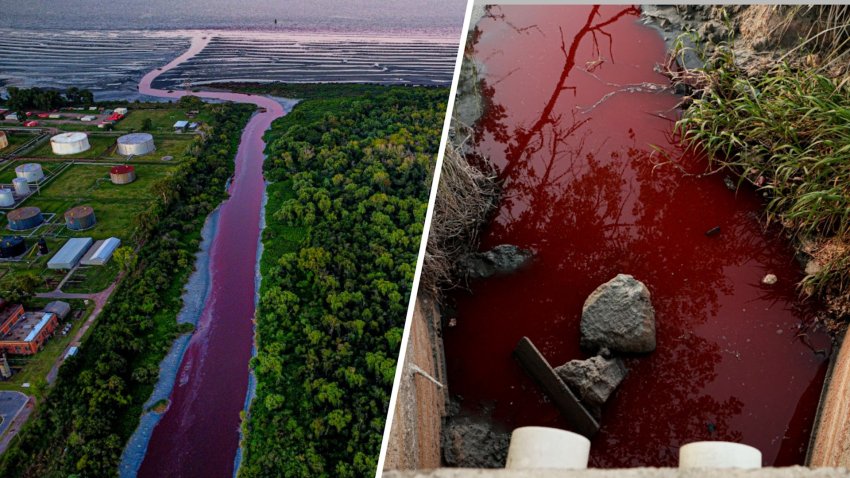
[113,246,137,274]
[5,271,40,303]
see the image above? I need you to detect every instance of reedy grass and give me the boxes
[675,54,850,312]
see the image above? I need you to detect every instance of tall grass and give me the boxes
[676,55,850,308]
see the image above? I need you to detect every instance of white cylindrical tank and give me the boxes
[12,178,29,196]
[15,163,44,182]
[50,132,90,155]
[116,133,155,156]
[0,189,14,207]
[679,442,762,469]
[505,427,591,470]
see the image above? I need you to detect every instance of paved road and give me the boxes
[0,391,27,437]
[0,391,31,454]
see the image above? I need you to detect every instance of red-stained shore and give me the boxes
[136,35,284,478]
[444,5,830,468]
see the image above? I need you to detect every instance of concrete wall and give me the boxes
[810,332,850,467]
[384,296,448,469]
[384,467,850,478]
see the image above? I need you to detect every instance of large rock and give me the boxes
[580,274,656,353]
[461,244,533,279]
[554,355,627,407]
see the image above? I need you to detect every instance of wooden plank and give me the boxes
[513,336,599,437]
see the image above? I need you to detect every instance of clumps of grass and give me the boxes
[675,55,850,319]
[420,126,499,299]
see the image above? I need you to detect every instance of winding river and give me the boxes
[131,34,285,477]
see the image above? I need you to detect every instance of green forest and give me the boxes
[237,86,446,477]
[0,99,254,477]
[2,86,95,112]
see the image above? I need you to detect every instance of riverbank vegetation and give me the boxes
[673,5,850,325]
[420,128,498,298]
[238,86,446,477]
[0,101,254,477]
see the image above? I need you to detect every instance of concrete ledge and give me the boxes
[383,467,850,478]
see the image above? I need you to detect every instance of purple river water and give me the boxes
[135,34,285,477]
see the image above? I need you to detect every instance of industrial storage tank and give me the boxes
[0,131,8,150]
[110,165,136,185]
[0,189,14,207]
[50,132,90,155]
[116,133,155,156]
[64,205,96,231]
[15,163,44,182]
[12,177,29,196]
[7,206,43,231]
[0,236,26,258]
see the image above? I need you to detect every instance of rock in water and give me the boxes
[580,274,656,353]
[461,244,533,279]
[555,355,627,407]
[442,418,510,468]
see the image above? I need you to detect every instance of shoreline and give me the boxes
[118,207,221,478]
[232,177,272,477]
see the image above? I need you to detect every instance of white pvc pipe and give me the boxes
[505,426,591,469]
[679,441,762,469]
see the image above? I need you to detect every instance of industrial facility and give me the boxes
[0,301,58,355]
[50,132,90,155]
[44,301,71,320]
[7,206,44,231]
[15,163,44,182]
[0,131,8,150]
[12,177,29,196]
[0,188,14,207]
[80,237,120,266]
[110,164,136,184]
[64,205,96,231]
[116,133,155,156]
[0,236,27,258]
[48,237,93,269]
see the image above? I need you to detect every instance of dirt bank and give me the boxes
[642,5,846,77]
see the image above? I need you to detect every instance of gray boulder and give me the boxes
[555,355,627,407]
[580,274,656,353]
[461,244,533,279]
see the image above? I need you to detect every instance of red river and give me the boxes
[445,5,830,467]
[136,34,285,477]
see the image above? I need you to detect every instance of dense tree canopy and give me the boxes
[3,86,95,111]
[238,86,446,477]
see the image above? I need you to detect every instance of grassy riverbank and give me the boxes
[672,7,850,326]
[0,101,254,477]
[238,85,446,477]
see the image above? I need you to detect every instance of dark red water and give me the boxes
[445,5,830,467]
[136,35,285,478]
